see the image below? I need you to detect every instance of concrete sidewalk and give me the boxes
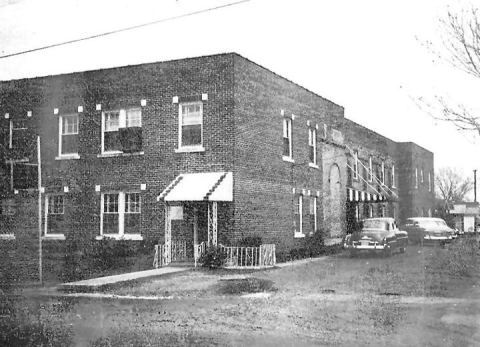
[58,267,190,292]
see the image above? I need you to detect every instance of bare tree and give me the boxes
[436,167,473,209]
[415,7,480,135]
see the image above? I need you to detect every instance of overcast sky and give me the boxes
[0,0,479,196]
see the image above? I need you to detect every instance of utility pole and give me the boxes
[37,136,42,285]
[474,169,477,203]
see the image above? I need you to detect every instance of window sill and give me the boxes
[42,234,66,241]
[294,232,305,239]
[97,151,144,158]
[96,234,143,241]
[55,154,80,160]
[0,234,15,240]
[282,156,295,163]
[175,146,205,153]
[308,163,319,169]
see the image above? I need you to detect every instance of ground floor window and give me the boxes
[294,194,304,237]
[101,192,141,238]
[44,194,65,237]
[309,196,318,233]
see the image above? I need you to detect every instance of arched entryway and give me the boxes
[327,163,342,237]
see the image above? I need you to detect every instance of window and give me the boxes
[308,127,317,165]
[381,161,385,185]
[421,168,424,183]
[101,192,141,239]
[353,151,358,179]
[283,118,293,159]
[309,196,317,233]
[102,108,142,154]
[391,165,396,188]
[59,114,79,157]
[368,156,373,182]
[428,171,432,192]
[415,168,418,189]
[44,194,65,237]
[368,205,373,218]
[294,194,303,237]
[179,102,203,149]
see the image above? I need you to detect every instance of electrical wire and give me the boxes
[0,0,250,59]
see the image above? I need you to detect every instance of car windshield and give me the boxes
[363,220,389,230]
[417,220,448,229]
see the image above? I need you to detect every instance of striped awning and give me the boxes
[157,172,233,202]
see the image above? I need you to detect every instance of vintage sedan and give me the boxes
[403,217,454,246]
[344,218,408,257]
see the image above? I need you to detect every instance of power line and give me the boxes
[0,0,250,59]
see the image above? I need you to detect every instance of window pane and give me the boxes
[105,112,119,132]
[104,131,121,152]
[62,115,78,135]
[61,134,78,154]
[181,124,202,146]
[124,214,140,234]
[103,214,119,234]
[283,137,290,157]
[126,109,142,127]
[126,193,141,213]
[104,194,118,213]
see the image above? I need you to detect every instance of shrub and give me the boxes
[199,246,227,269]
[305,230,327,257]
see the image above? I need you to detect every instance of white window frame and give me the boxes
[99,191,142,240]
[176,102,204,152]
[57,114,80,160]
[391,165,396,188]
[294,194,304,238]
[415,168,418,189]
[101,108,142,155]
[282,117,293,162]
[43,194,66,240]
[353,151,358,180]
[428,172,432,192]
[308,127,317,166]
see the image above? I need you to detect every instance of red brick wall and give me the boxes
[232,54,344,253]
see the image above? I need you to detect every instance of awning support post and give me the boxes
[164,204,171,265]
[207,201,218,247]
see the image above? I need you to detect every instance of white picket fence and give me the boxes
[219,244,276,269]
[154,242,276,269]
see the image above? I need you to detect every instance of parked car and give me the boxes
[403,217,454,246]
[343,218,408,257]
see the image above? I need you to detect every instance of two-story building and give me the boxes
[0,53,435,268]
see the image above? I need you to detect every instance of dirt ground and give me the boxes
[3,242,480,346]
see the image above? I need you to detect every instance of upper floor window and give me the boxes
[283,118,293,159]
[414,168,418,189]
[428,171,432,192]
[368,156,373,182]
[308,127,317,165]
[59,114,79,157]
[102,108,142,154]
[353,151,358,180]
[391,165,396,188]
[179,102,203,150]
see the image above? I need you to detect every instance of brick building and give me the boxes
[0,53,434,266]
